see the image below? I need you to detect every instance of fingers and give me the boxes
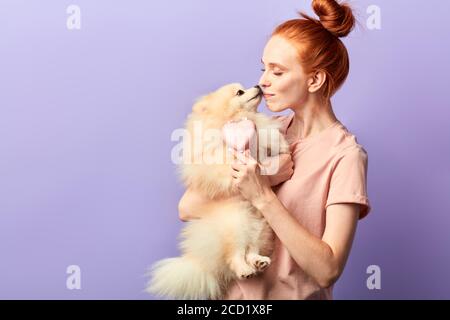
[229,149,258,179]
[233,149,248,164]
[276,154,293,173]
[231,159,245,171]
[279,153,293,166]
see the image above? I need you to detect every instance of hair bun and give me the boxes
[312,0,355,38]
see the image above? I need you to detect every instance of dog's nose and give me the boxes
[254,85,262,94]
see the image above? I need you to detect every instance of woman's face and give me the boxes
[258,35,311,112]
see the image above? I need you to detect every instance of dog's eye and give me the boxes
[236,90,245,96]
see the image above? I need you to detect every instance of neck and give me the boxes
[289,98,338,140]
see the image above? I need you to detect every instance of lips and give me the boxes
[263,94,274,99]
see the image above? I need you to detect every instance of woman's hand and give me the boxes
[230,149,277,209]
[260,153,294,187]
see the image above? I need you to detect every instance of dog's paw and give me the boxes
[255,257,271,271]
[247,253,271,272]
[235,264,258,280]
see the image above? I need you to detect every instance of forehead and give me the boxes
[262,36,299,67]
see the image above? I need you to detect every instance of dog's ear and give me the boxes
[192,95,211,114]
[192,101,208,114]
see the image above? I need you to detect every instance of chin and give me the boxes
[266,102,286,113]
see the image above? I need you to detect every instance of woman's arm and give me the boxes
[178,188,208,221]
[260,153,294,187]
[254,195,360,289]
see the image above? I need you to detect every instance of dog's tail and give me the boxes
[146,256,223,300]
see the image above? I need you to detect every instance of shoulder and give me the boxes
[335,145,368,169]
[328,123,368,160]
[304,121,368,175]
[314,123,369,175]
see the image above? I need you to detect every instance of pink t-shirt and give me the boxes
[224,112,371,300]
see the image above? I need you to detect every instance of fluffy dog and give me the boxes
[146,83,290,299]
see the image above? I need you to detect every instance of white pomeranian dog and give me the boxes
[146,83,290,300]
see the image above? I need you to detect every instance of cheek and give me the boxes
[278,77,306,102]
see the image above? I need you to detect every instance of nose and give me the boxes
[254,85,262,94]
[258,74,270,90]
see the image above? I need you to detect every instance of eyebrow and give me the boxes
[261,58,288,70]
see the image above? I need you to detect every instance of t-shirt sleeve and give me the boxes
[325,146,371,220]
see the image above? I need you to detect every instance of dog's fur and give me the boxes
[146,83,290,299]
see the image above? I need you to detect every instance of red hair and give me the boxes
[272,0,356,101]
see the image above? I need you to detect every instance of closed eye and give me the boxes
[260,68,283,76]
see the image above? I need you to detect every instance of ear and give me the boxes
[192,101,208,114]
[192,94,212,114]
[307,70,327,93]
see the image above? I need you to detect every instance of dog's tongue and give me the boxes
[222,118,256,152]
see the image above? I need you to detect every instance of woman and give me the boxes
[178,0,371,299]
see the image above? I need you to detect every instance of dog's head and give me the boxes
[192,83,263,116]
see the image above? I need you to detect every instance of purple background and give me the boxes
[0,0,449,299]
